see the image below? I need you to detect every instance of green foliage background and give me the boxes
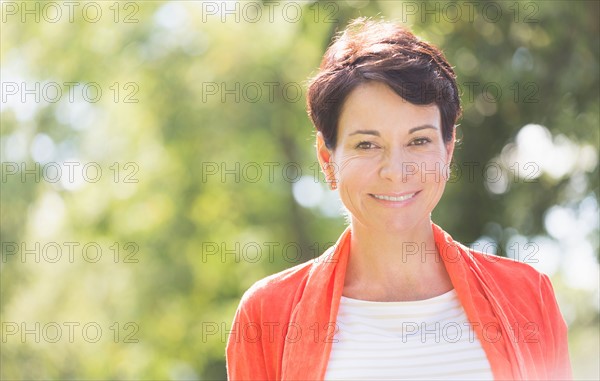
[1,1,598,379]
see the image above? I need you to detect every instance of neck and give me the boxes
[343,218,453,302]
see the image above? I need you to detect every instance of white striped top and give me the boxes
[324,289,494,380]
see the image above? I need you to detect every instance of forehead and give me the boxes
[338,81,441,135]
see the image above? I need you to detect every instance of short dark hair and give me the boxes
[307,18,461,150]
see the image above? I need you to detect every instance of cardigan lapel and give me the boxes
[280,227,352,380]
[433,223,520,380]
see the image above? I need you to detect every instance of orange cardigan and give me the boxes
[226,223,572,380]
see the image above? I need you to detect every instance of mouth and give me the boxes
[369,191,419,202]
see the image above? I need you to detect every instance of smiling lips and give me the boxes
[370,191,419,202]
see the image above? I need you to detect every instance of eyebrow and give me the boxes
[347,125,438,136]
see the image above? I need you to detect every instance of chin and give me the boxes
[349,207,434,234]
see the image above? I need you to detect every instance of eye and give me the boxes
[410,137,432,146]
[355,141,377,150]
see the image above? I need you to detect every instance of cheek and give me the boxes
[337,154,382,184]
[417,150,451,182]
[423,143,451,163]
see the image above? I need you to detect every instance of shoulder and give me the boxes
[235,258,315,321]
[245,259,314,301]
[466,244,554,301]
[434,223,548,289]
[470,246,544,279]
[468,244,570,372]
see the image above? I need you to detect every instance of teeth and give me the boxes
[372,193,416,202]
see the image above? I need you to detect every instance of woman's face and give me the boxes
[317,81,454,233]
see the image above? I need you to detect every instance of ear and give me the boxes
[316,132,336,184]
[445,128,456,163]
[442,129,456,181]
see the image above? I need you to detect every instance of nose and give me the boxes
[379,147,417,183]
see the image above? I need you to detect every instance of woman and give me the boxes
[226,18,572,380]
